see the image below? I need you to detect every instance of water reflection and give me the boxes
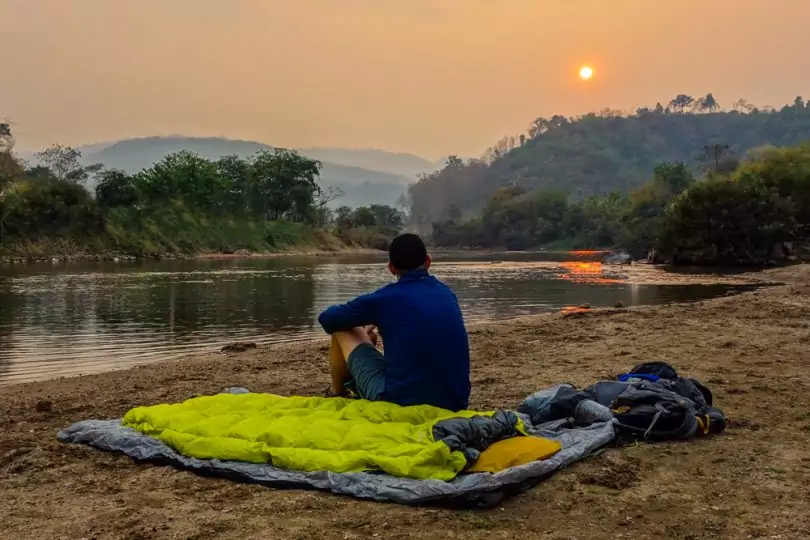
[557,261,626,284]
[0,253,745,385]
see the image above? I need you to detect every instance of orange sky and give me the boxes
[2,0,810,158]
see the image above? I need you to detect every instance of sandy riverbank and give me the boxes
[2,265,809,539]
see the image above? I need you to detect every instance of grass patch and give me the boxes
[1,209,353,258]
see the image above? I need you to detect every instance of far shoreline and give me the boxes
[0,246,385,265]
[1,245,802,279]
[0,245,597,265]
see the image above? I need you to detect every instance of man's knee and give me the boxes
[332,327,372,358]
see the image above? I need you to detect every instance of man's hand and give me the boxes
[364,325,379,348]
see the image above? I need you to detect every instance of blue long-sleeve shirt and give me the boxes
[317,268,471,411]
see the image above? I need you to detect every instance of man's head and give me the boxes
[388,233,431,277]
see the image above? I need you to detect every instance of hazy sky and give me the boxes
[2,0,810,158]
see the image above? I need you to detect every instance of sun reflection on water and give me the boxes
[558,262,626,285]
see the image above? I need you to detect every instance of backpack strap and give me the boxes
[643,403,666,439]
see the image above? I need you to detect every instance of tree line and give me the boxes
[408,94,810,235]
[432,142,810,265]
[0,125,403,256]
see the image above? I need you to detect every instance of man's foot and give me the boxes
[323,385,358,399]
[324,385,346,398]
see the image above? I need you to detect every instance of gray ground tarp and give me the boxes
[57,389,615,507]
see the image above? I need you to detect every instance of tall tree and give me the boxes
[95,170,140,208]
[367,204,403,228]
[549,115,570,129]
[352,206,377,227]
[334,205,354,229]
[652,162,695,192]
[0,123,22,192]
[696,93,719,113]
[0,122,12,153]
[215,154,253,213]
[138,150,223,208]
[34,144,102,183]
[444,155,465,170]
[528,117,550,139]
[250,149,321,222]
[668,94,695,113]
[701,144,736,174]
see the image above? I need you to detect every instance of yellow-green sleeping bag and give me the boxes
[123,393,522,481]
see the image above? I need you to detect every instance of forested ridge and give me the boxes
[413,95,810,264]
[409,95,810,229]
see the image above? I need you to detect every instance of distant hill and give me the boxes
[297,147,443,178]
[408,100,810,229]
[78,137,412,208]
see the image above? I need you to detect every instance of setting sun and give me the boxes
[579,65,594,80]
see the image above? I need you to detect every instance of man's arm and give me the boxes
[317,290,380,334]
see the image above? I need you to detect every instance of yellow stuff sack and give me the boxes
[469,436,561,473]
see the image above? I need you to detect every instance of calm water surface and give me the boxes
[0,252,745,385]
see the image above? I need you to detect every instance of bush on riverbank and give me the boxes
[659,144,810,264]
[0,127,401,258]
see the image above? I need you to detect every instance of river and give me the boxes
[0,251,748,385]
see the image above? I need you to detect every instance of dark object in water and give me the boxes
[602,251,632,265]
[221,342,258,353]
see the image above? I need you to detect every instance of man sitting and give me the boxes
[318,234,471,411]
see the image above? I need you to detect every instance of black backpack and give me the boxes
[604,362,726,442]
[608,384,700,441]
[516,362,727,442]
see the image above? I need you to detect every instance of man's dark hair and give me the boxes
[388,233,428,272]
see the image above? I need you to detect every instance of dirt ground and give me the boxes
[2,265,810,540]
